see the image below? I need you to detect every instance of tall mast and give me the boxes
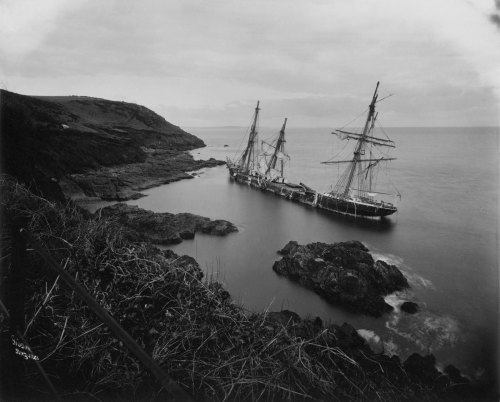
[265,118,287,177]
[238,101,260,173]
[342,82,379,197]
[367,111,378,194]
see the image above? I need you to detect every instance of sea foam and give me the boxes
[370,251,435,290]
[385,307,462,353]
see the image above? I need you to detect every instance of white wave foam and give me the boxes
[386,310,462,353]
[384,293,405,313]
[403,271,435,290]
[370,252,404,267]
[370,251,435,290]
[357,329,384,354]
[383,339,399,356]
[358,329,400,356]
[357,329,381,343]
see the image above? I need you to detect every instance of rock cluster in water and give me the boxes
[99,203,238,244]
[273,240,409,316]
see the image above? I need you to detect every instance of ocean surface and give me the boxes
[124,126,498,386]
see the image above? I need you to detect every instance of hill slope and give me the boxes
[0,90,217,200]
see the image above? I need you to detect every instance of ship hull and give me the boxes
[228,169,313,203]
[315,193,397,217]
[227,168,396,218]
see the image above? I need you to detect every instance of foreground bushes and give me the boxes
[0,177,473,401]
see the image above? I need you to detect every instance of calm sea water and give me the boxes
[124,126,498,386]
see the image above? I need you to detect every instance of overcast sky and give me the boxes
[1,0,499,128]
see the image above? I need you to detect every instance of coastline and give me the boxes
[1,91,496,400]
[60,150,225,202]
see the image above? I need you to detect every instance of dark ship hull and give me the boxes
[228,167,395,218]
[315,193,397,217]
[228,167,314,203]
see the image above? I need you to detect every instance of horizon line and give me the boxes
[182,125,499,130]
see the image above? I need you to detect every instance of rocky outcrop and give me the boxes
[0,89,221,201]
[60,151,224,201]
[98,203,238,244]
[272,240,409,316]
[265,310,473,400]
[401,301,419,314]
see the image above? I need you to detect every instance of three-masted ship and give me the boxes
[227,84,399,218]
[316,82,398,217]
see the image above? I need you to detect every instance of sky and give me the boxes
[0,0,499,128]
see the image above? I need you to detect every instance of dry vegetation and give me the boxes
[0,177,470,401]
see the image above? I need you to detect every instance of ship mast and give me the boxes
[238,101,260,174]
[265,117,288,178]
[341,82,379,197]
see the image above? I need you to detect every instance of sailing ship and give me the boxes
[260,117,289,183]
[227,102,307,200]
[226,101,262,183]
[316,82,398,217]
[226,85,398,218]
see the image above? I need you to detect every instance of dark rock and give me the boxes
[98,203,237,245]
[443,364,469,385]
[162,249,178,259]
[373,260,409,293]
[273,241,409,316]
[404,353,439,384]
[179,229,195,240]
[61,151,225,201]
[329,322,367,349]
[339,323,366,346]
[401,301,419,314]
[277,240,299,255]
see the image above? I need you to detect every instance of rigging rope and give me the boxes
[338,108,369,132]
[231,119,253,162]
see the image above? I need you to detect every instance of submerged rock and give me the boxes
[401,301,419,314]
[273,240,409,317]
[98,203,238,244]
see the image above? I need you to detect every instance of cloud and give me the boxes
[0,0,85,59]
[491,0,500,28]
[1,0,499,126]
[158,82,498,128]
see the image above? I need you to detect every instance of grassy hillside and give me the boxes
[0,90,204,200]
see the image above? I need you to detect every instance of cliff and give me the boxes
[0,89,219,201]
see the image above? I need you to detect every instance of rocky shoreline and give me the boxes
[60,150,224,201]
[273,240,409,316]
[98,203,238,244]
[265,310,473,401]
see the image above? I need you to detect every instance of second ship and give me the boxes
[226,101,310,203]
